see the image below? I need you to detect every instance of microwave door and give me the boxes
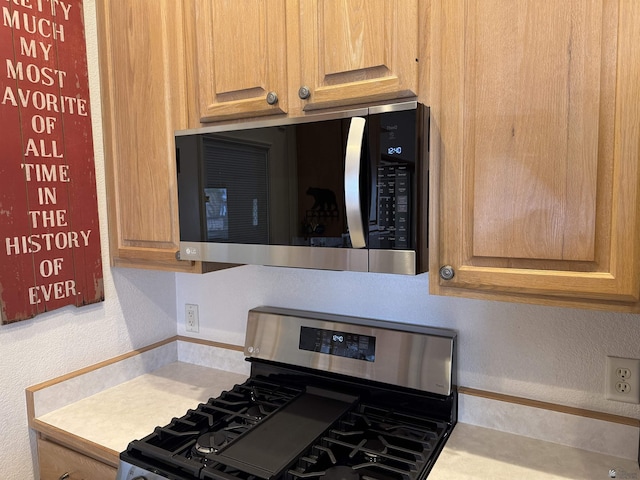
[344,117,367,249]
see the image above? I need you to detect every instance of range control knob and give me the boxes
[298,85,311,100]
[439,265,455,280]
[266,91,278,105]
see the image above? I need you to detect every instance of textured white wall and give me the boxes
[176,265,640,420]
[0,2,177,478]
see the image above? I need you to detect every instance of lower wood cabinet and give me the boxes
[38,437,116,480]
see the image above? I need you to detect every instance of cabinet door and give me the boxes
[97,0,199,271]
[430,0,640,307]
[192,0,288,122]
[296,0,418,110]
[38,437,116,480]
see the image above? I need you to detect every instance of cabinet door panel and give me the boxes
[298,0,418,110]
[97,0,198,271]
[430,0,640,305]
[38,438,116,480]
[194,0,287,121]
[469,0,604,262]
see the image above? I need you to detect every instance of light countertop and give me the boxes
[36,361,248,454]
[31,346,640,479]
[430,423,639,480]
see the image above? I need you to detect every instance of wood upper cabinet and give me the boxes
[295,0,419,111]
[188,0,419,123]
[96,0,201,271]
[189,0,289,122]
[429,0,640,309]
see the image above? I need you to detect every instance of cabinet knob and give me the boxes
[298,86,311,100]
[439,265,455,280]
[58,474,70,480]
[266,91,278,105]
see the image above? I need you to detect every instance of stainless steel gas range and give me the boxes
[116,306,457,480]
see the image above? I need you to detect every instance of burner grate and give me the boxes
[124,378,303,475]
[287,403,448,480]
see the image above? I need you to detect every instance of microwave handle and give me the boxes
[344,117,367,249]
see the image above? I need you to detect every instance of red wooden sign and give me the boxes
[0,0,103,324]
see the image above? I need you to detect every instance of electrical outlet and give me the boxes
[185,304,199,333]
[605,356,640,403]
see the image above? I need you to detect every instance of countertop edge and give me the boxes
[33,418,120,467]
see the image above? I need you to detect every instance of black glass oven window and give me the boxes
[299,326,375,362]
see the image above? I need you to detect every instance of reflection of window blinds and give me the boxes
[203,137,269,244]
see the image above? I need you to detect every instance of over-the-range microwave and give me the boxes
[175,101,428,275]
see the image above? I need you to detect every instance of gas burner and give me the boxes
[245,404,264,420]
[361,437,387,462]
[321,466,359,480]
[195,431,230,455]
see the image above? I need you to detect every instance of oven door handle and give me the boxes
[344,116,366,249]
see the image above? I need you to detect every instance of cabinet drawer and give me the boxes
[38,438,116,480]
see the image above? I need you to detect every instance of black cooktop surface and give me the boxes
[121,367,454,480]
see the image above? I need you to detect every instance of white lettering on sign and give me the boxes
[4,0,73,20]
[28,280,77,304]
[0,0,104,321]
[2,8,66,41]
[19,37,53,60]
[21,163,70,182]
[27,208,67,228]
[1,86,88,115]
[24,137,64,157]
[4,230,92,255]
[6,59,67,87]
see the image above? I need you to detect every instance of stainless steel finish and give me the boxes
[245,306,456,396]
[176,106,368,136]
[298,85,311,99]
[368,100,418,115]
[439,265,455,280]
[368,250,416,275]
[117,459,165,479]
[175,101,419,137]
[266,91,278,105]
[344,117,367,249]
[180,241,369,272]
[176,101,428,275]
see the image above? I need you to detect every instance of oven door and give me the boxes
[116,459,173,480]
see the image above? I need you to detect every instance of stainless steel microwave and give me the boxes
[175,101,428,274]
